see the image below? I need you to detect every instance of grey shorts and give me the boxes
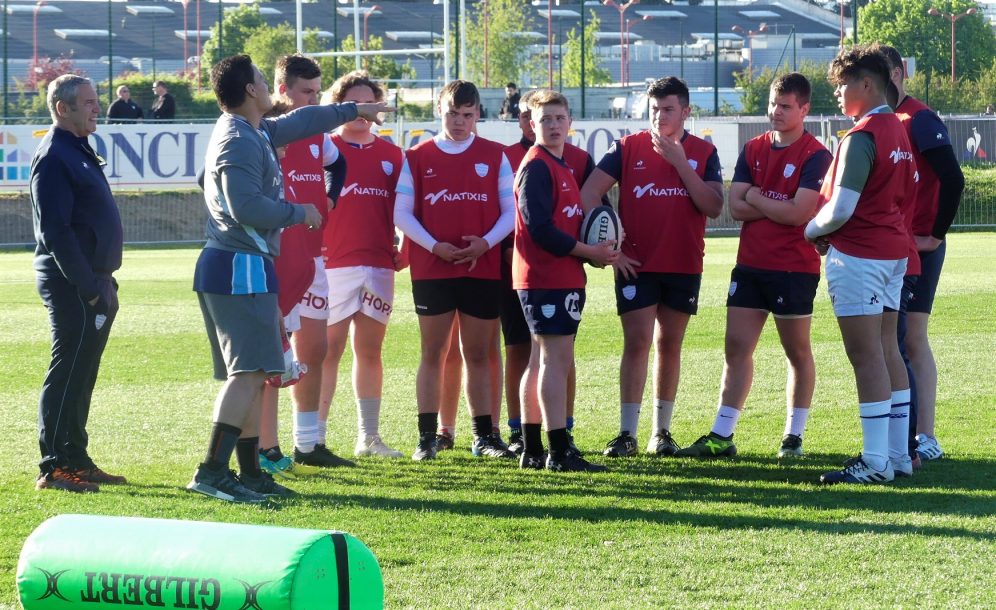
[198,291,283,381]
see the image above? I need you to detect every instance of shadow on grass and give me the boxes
[307,454,996,522]
[291,485,996,541]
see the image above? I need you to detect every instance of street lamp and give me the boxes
[625,15,651,88]
[362,5,381,50]
[603,0,639,87]
[32,0,45,68]
[928,6,977,83]
[731,23,763,76]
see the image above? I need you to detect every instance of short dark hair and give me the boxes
[153,80,167,89]
[647,76,689,107]
[327,70,385,103]
[212,54,256,110]
[827,44,891,93]
[439,80,480,109]
[274,54,321,88]
[771,72,812,106]
[877,44,905,78]
[506,82,517,89]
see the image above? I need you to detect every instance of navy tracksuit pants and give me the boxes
[36,273,118,475]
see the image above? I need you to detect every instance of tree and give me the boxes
[734,62,838,116]
[859,0,996,80]
[464,0,541,86]
[200,5,267,80]
[243,24,328,87]
[560,11,612,87]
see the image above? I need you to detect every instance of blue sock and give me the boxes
[566,417,574,431]
[508,418,522,430]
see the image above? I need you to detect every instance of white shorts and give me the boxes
[326,265,395,325]
[825,246,906,317]
[299,257,331,319]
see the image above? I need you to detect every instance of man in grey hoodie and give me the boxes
[187,54,391,503]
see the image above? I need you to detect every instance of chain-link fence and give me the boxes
[2,171,990,248]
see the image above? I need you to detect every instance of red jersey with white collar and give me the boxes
[323,134,403,270]
[738,130,828,274]
[513,146,586,290]
[407,136,505,281]
[616,130,717,274]
[275,133,326,315]
[819,112,916,260]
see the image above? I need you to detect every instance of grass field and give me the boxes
[1,235,994,609]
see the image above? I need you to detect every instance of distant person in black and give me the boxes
[106,85,143,123]
[151,80,176,120]
[499,82,520,120]
[31,75,126,494]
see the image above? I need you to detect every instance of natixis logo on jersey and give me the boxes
[760,189,789,201]
[561,204,582,218]
[424,189,489,205]
[29,566,267,609]
[341,183,390,198]
[0,131,32,181]
[889,148,913,164]
[287,170,323,183]
[632,183,689,199]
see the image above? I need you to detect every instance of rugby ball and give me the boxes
[580,205,622,267]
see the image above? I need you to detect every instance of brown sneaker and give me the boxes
[36,468,99,493]
[74,466,127,485]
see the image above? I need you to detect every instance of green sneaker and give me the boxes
[674,433,737,458]
[260,454,319,480]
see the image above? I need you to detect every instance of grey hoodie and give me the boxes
[202,102,359,258]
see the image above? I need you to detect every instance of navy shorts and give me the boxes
[615,272,701,316]
[517,289,586,336]
[726,265,820,317]
[500,284,531,346]
[884,275,918,314]
[908,240,946,314]
[411,278,502,319]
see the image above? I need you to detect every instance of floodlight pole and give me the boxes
[580,4,586,119]
[713,0,718,116]
[296,0,303,52]
[352,0,361,70]
[108,0,113,107]
[3,0,8,123]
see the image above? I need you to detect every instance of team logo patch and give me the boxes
[688,159,698,170]
[309,144,320,159]
[475,163,489,177]
[783,163,796,178]
[635,159,645,169]
[541,304,556,319]
[382,160,394,175]
[565,292,582,321]
[728,281,737,297]
[622,285,637,300]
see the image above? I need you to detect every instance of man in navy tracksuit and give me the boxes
[31,75,126,493]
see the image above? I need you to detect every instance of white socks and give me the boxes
[294,410,320,453]
[357,398,382,439]
[888,389,911,460]
[317,418,328,446]
[784,407,810,438]
[652,399,675,433]
[710,405,741,437]
[859,399,891,470]
[620,403,641,436]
